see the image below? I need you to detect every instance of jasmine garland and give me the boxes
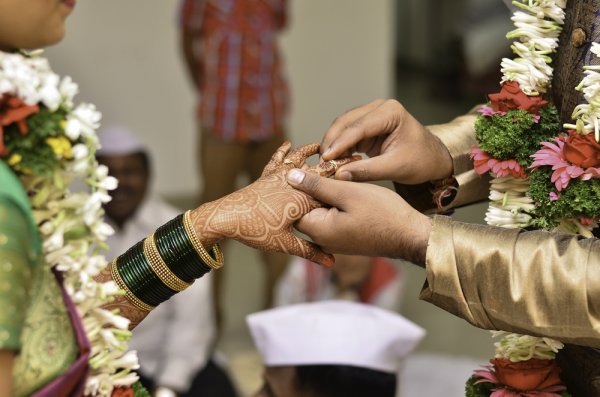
[0,50,140,396]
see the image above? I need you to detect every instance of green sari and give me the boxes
[0,162,78,397]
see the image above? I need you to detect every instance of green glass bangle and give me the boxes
[119,242,151,285]
[170,215,216,275]
[111,258,155,312]
[118,240,176,307]
[155,215,212,281]
[120,245,163,304]
[131,242,177,306]
[121,242,176,306]
[119,242,165,306]
[155,216,206,282]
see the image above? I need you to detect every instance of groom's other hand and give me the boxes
[319,99,454,185]
[286,169,432,265]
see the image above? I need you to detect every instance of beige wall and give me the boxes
[46,0,395,197]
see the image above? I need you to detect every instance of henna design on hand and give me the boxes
[191,142,357,267]
[94,142,360,324]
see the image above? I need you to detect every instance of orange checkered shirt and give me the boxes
[180,0,289,143]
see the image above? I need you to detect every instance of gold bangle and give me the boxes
[183,210,225,269]
[143,235,192,292]
[110,258,155,312]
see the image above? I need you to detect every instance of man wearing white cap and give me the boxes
[247,301,425,397]
[97,125,238,397]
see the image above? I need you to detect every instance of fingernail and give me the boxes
[287,169,306,184]
[322,147,332,158]
[320,254,335,268]
[338,170,352,181]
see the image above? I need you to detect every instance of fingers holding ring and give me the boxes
[313,154,361,177]
[312,159,339,177]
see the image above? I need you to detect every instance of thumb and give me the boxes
[286,169,345,207]
[335,154,398,182]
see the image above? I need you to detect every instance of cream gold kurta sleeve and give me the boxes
[421,215,600,348]
[428,108,490,210]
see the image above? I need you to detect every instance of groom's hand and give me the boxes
[286,168,432,265]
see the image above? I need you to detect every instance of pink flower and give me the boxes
[580,216,595,226]
[473,364,566,397]
[471,145,528,178]
[549,192,559,201]
[474,365,499,384]
[530,136,600,191]
[479,105,507,117]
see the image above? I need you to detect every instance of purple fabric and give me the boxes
[31,271,91,397]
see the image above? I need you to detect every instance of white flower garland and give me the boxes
[484,0,568,365]
[486,0,565,230]
[491,331,564,362]
[0,51,139,396]
[484,0,600,368]
[500,0,566,96]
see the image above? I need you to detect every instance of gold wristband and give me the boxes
[143,235,192,292]
[183,210,225,269]
[110,258,155,312]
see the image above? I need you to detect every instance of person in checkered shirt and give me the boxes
[179,0,291,324]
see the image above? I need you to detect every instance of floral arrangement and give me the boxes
[0,50,142,396]
[466,0,600,395]
[466,332,568,397]
[471,0,600,234]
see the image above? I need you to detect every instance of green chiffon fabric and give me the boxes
[0,162,77,397]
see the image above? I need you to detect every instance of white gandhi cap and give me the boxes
[247,301,425,373]
[96,124,145,156]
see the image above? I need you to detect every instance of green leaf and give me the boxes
[475,104,560,167]
[3,105,70,177]
[132,381,151,397]
[465,375,495,397]
[529,168,600,228]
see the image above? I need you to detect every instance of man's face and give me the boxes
[254,366,313,397]
[97,152,149,227]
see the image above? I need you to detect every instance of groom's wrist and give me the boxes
[398,214,431,267]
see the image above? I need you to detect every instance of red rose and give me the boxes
[0,94,40,156]
[111,386,134,397]
[492,358,562,391]
[488,81,548,114]
[563,130,600,169]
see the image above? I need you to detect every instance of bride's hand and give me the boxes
[189,142,356,267]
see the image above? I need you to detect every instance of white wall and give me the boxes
[46,0,395,197]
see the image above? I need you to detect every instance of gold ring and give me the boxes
[329,160,339,172]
